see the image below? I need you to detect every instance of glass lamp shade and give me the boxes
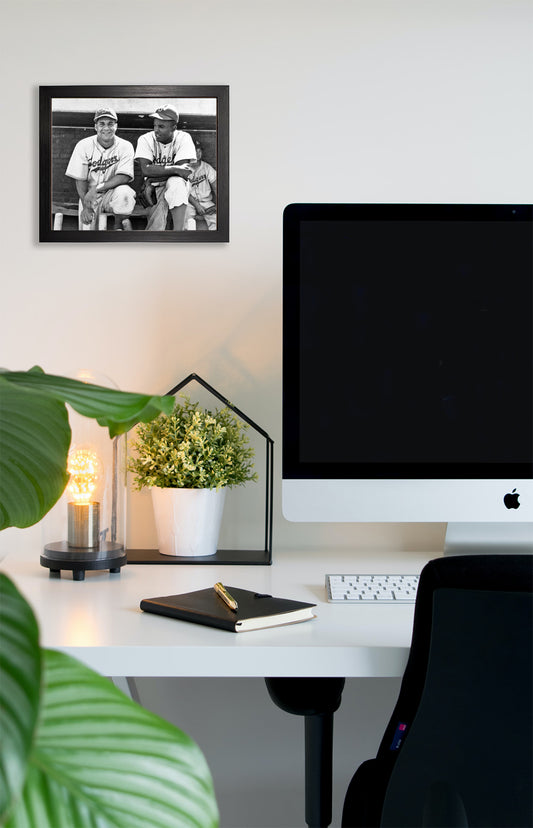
[41,370,127,580]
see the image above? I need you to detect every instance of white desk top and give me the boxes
[1,546,434,678]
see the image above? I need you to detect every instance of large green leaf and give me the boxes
[0,575,219,828]
[0,380,70,529]
[0,368,174,437]
[7,650,219,828]
[0,575,41,823]
[0,368,174,530]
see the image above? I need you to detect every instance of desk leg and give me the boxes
[265,677,345,828]
[111,676,141,704]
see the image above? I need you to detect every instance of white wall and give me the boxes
[3,0,531,556]
[1,1,530,825]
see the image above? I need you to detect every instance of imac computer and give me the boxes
[282,203,533,554]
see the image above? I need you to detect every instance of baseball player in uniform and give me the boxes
[65,107,136,230]
[185,141,217,231]
[135,104,196,231]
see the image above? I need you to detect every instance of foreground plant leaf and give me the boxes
[1,368,174,437]
[0,368,174,529]
[0,380,71,529]
[0,575,41,823]
[0,575,219,828]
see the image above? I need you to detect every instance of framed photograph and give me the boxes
[39,85,229,243]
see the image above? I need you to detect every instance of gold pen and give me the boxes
[214,582,239,612]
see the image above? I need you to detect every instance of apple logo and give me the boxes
[503,489,520,510]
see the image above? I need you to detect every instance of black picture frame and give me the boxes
[39,85,229,243]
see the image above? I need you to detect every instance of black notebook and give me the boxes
[140,586,316,632]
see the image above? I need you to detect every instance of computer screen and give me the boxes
[282,203,533,537]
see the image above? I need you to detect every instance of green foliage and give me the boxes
[0,367,174,530]
[0,368,219,826]
[0,574,219,828]
[0,575,41,822]
[129,397,258,490]
[0,366,175,438]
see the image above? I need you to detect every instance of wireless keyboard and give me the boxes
[326,573,419,603]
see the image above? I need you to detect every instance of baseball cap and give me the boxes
[150,104,179,123]
[94,108,118,122]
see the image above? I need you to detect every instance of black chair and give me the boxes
[342,554,533,828]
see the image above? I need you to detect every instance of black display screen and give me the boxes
[283,204,533,479]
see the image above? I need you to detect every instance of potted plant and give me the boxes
[128,397,257,557]
[0,367,219,828]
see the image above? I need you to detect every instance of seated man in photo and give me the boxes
[65,107,136,230]
[135,104,196,231]
[185,140,217,231]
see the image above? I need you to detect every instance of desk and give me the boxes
[1,545,432,679]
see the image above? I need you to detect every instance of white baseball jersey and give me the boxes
[65,136,134,187]
[189,160,217,205]
[135,130,196,167]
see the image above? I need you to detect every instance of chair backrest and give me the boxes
[376,554,532,827]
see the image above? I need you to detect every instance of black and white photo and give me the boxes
[39,85,229,242]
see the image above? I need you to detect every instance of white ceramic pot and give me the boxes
[151,487,226,557]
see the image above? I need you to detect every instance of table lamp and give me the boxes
[40,370,127,580]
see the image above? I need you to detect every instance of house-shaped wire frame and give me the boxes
[126,374,273,565]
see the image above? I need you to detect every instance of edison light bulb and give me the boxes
[67,447,102,548]
[67,449,101,503]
